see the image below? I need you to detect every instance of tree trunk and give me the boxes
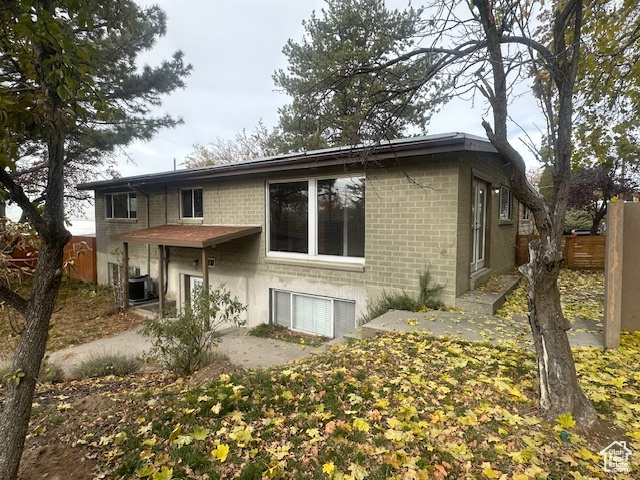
[522,236,597,426]
[0,239,67,480]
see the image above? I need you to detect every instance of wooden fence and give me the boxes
[516,234,605,269]
[63,235,97,283]
[10,235,97,283]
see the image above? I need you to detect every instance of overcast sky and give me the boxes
[117,0,543,179]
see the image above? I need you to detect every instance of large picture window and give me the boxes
[268,176,365,260]
[105,192,137,219]
[181,188,204,219]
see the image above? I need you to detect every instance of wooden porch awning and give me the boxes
[113,225,262,248]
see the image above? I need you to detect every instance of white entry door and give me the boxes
[471,178,487,272]
[188,275,203,307]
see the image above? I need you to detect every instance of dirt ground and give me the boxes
[0,282,144,361]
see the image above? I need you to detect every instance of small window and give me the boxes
[107,262,139,285]
[105,193,137,219]
[272,290,356,338]
[499,186,512,220]
[181,188,204,219]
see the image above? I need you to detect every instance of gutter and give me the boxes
[78,133,496,191]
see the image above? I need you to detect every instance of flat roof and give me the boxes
[79,133,496,191]
[113,225,262,248]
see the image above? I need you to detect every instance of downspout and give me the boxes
[128,182,151,275]
[163,183,169,295]
[164,183,168,224]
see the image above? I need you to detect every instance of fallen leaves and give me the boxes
[21,319,640,479]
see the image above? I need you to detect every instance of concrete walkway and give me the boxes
[47,326,327,377]
[362,309,604,349]
[45,306,604,377]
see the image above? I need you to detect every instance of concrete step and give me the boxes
[455,274,521,315]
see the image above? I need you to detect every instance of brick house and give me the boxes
[79,133,518,337]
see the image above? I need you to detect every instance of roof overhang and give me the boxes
[113,225,262,248]
[78,133,498,191]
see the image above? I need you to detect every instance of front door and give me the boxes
[471,178,487,272]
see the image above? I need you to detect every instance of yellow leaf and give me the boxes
[136,465,154,477]
[172,435,192,447]
[114,431,127,446]
[212,444,229,463]
[152,466,173,480]
[142,436,157,447]
[555,413,576,430]
[192,427,209,441]
[139,449,154,461]
[322,462,336,476]
[482,466,501,479]
[353,418,370,432]
[168,425,182,442]
[282,390,294,400]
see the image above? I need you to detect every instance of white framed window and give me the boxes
[105,192,137,219]
[267,176,365,262]
[499,185,512,220]
[107,262,140,285]
[272,290,356,338]
[180,188,204,219]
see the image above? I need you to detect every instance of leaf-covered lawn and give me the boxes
[37,330,639,479]
[496,270,604,326]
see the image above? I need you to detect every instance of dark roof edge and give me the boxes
[78,132,496,191]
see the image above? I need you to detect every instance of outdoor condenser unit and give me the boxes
[128,275,153,302]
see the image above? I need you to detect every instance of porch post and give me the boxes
[157,244,165,314]
[201,248,209,293]
[122,242,129,311]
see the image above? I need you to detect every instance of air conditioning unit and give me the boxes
[128,275,153,304]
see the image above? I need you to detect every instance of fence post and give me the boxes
[564,236,574,269]
[604,201,624,348]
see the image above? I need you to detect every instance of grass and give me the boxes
[248,323,329,347]
[72,353,142,379]
[39,330,638,480]
[0,358,64,384]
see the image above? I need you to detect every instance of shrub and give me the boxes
[39,359,64,383]
[72,353,142,379]
[1,359,65,386]
[564,209,593,233]
[417,270,445,309]
[142,283,246,376]
[361,270,444,324]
